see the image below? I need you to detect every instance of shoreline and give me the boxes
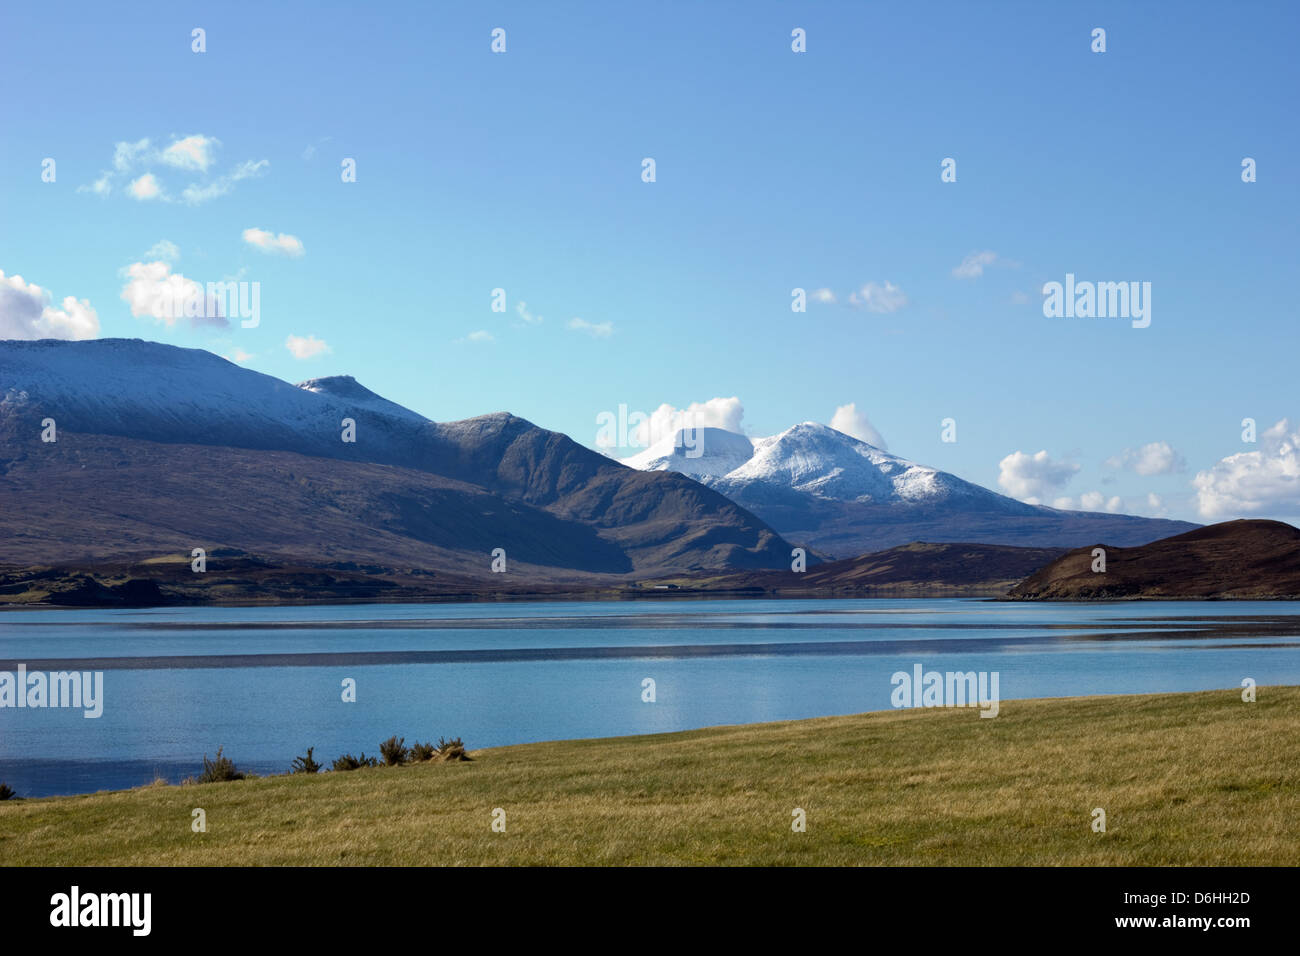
[5,587,1300,612]
[3,683,1292,802]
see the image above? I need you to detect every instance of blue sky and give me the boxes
[2,0,1297,523]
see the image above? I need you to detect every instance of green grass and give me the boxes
[2,687,1296,865]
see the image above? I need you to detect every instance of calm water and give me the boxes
[2,598,1298,797]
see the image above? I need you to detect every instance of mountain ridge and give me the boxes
[623,421,1199,555]
[0,339,793,575]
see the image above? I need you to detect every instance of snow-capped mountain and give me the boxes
[0,339,792,573]
[623,421,1198,556]
[624,426,756,479]
[0,338,426,458]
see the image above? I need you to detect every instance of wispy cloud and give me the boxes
[567,317,613,338]
[79,135,267,205]
[181,159,268,205]
[848,281,907,314]
[160,134,219,172]
[242,227,304,257]
[144,239,180,263]
[952,250,999,279]
[515,301,544,325]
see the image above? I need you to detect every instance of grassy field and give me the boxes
[2,687,1296,866]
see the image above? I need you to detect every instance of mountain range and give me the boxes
[624,423,1198,557]
[0,339,1200,602]
[0,339,789,578]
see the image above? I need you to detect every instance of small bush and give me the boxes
[197,746,244,783]
[436,736,471,762]
[291,747,321,774]
[379,735,410,766]
[0,782,15,800]
[409,741,436,762]
[331,752,379,772]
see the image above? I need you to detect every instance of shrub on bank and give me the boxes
[331,752,379,771]
[291,747,321,774]
[379,736,410,766]
[409,741,437,762]
[196,747,244,783]
[436,736,471,762]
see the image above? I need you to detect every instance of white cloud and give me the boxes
[1052,496,1075,510]
[848,281,907,314]
[161,134,219,172]
[113,138,152,172]
[128,173,163,200]
[242,227,304,257]
[635,397,745,448]
[0,270,100,340]
[79,173,112,197]
[224,348,255,363]
[144,239,180,262]
[1105,441,1185,476]
[301,137,331,162]
[567,317,613,338]
[997,449,1080,501]
[120,260,227,329]
[86,136,264,204]
[458,330,494,344]
[515,301,543,324]
[828,402,887,450]
[181,159,268,206]
[285,334,331,359]
[1078,491,1124,513]
[811,288,837,305]
[180,181,227,205]
[952,250,999,279]
[1193,419,1300,518]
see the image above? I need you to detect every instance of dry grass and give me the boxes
[1,687,1296,866]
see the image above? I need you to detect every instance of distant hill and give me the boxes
[690,541,1066,597]
[1007,519,1300,599]
[624,422,1200,557]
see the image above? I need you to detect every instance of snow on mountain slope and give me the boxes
[296,375,430,425]
[624,421,1021,509]
[619,420,1199,555]
[726,423,944,503]
[623,426,755,479]
[0,338,795,572]
[0,338,426,456]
